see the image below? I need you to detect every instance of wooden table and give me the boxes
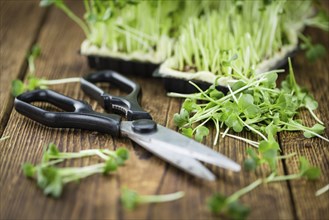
[1,1,328,219]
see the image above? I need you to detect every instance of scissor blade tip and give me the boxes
[231,164,241,172]
[202,173,216,181]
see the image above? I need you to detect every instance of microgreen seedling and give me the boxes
[120,188,184,210]
[11,45,81,97]
[22,143,129,197]
[209,156,321,219]
[170,59,328,173]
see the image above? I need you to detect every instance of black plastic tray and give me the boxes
[153,69,229,94]
[86,55,159,77]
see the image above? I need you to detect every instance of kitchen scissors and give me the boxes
[14,70,241,181]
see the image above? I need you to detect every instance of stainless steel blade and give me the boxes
[121,121,241,172]
[132,138,216,181]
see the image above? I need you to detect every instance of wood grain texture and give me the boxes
[0,0,46,135]
[0,1,328,220]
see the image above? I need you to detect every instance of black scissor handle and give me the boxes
[14,90,121,136]
[81,70,152,121]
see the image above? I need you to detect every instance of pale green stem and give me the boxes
[281,122,329,142]
[266,173,301,182]
[227,84,238,104]
[221,127,230,138]
[40,77,81,85]
[213,119,220,145]
[113,26,152,50]
[240,119,268,141]
[59,163,105,176]
[138,191,185,204]
[221,132,259,148]
[28,57,36,74]
[277,152,297,160]
[0,136,10,141]
[307,107,324,125]
[58,4,90,37]
[227,179,263,203]
[41,159,65,167]
[193,118,210,133]
[315,184,329,196]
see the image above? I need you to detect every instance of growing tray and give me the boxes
[153,69,229,94]
[153,48,297,94]
[86,55,159,77]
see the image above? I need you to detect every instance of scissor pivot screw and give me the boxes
[132,119,157,134]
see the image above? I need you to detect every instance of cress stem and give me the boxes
[40,77,81,85]
[138,191,185,204]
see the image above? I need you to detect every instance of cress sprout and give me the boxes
[22,143,129,197]
[170,59,328,172]
[11,45,81,97]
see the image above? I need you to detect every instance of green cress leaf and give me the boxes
[40,0,62,7]
[243,157,258,171]
[104,159,118,173]
[22,163,36,177]
[207,193,227,214]
[26,75,42,91]
[181,127,193,138]
[238,94,260,118]
[299,156,310,173]
[40,0,55,7]
[238,94,254,110]
[231,81,247,92]
[303,123,325,138]
[305,44,326,62]
[195,126,209,142]
[11,80,25,97]
[302,167,321,180]
[261,148,278,171]
[47,143,60,156]
[209,89,224,99]
[30,44,41,58]
[173,109,189,127]
[42,168,63,197]
[116,148,129,161]
[303,95,318,110]
[85,13,98,23]
[299,156,321,180]
[182,98,199,113]
[225,114,244,132]
[207,193,250,220]
[261,72,278,89]
[121,188,139,210]
[227,200,250,220]
[102,8,112,21]
[273,92,287,109]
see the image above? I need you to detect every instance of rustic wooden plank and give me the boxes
[0,1,117,219]
[0,1,169,220]
[278,23,329,219]
[1,1,329,220]
[0,0,47,135]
